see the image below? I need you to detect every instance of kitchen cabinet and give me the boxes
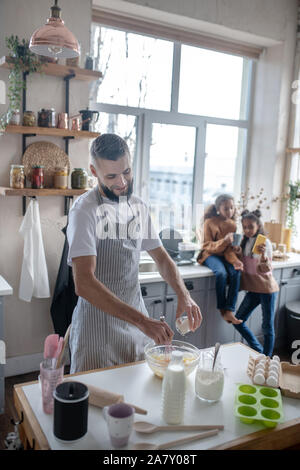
[205,276,236,347]
[275,267,300,349]
[140,261,300,352]
[141,283,165,320]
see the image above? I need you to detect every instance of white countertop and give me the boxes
[0,275,13,296]
[21,343,300,450]
[139,252,300,284]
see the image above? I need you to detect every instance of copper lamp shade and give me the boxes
[29,0,79,59]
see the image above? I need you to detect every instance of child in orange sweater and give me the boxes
[197,194,243,324]
[233,210,279,356]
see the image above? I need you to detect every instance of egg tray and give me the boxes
[247,356,281,388]
[234,383,284,428]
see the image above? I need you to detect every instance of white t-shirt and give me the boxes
[67,187,162,266]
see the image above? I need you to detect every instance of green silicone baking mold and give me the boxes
[234,383,284,428]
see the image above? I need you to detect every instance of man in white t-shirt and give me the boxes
[67,133,202,373]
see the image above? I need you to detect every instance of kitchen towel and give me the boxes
[19,198,50,302]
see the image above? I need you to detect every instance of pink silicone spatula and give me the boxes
[43,334,59,359]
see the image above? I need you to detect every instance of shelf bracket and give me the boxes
[22,195,36,216]
[64,195,73,216]
[63,73,76,155]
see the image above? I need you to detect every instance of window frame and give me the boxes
[89,23,255,228]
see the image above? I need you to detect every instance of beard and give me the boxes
[99,178,134,202]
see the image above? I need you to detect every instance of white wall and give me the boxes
[120,0,293,41]
[0,0,92,375]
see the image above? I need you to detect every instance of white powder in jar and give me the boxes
[195,368,224,402]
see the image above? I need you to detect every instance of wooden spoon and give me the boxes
[131,428,219,450]
[134,421,224,434]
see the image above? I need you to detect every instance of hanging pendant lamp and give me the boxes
[29,0,80,59]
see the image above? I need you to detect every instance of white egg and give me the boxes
[266,375,278,387]
[257,354,266,361]
[269,362,280,373]
[268,371,279,380]
[255,365,265,375]
[272,355,280,363]
[257,361,266,368]
[254,373,265,385]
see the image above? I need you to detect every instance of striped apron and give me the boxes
[69,191,149,373]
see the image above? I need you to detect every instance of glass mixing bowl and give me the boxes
[144,340,200,379]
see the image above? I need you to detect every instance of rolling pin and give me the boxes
[65,381,147,415]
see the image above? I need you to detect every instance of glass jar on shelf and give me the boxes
[9,109,21,126]
[23,111,36,127]
[10,165,25,189]
[31,165,44,189]
[54,167,68,189]
[71,168,88,189]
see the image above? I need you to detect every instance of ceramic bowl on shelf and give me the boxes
[144,340,200,379]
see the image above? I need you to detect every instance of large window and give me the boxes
[90,23,253,234]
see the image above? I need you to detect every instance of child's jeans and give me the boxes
[234,291,278,356]
[203,255,241,312]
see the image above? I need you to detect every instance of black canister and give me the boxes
[53,381,89,442]
[38,108,56,128]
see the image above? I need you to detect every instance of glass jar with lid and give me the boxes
[71,168,88,189]
[54,167,68,189]
[32,165,44,189]
[10,165,25,189]
[23,111,36,127]
[9,109,21,126]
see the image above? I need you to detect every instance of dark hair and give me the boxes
[240,209,265,251]
[204,194,235,220]
[90,133,130,162]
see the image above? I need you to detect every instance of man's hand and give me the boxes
[233,260,244,271]
[138,316,174,345]
[176,294,202,332]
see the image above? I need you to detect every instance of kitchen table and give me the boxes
[13,342,300,450]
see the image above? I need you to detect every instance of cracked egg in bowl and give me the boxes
[144,340,200,378]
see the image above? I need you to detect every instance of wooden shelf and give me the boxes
[0,56,102,82]
[0,187,88,197]
[5,125,100,139]
[287,148,300,153]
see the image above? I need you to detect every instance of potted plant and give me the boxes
[286,180,300,236]
[0,35,44,131]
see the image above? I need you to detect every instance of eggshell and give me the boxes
[257,354,266,360]
[266,375,278,387]
[269,363,280,373]
[267,370,278,381]
[255,365,266,375]
[253,373,265,385]
[272,355,280,363]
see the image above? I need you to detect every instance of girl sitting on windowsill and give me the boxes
[197,194,243,325]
